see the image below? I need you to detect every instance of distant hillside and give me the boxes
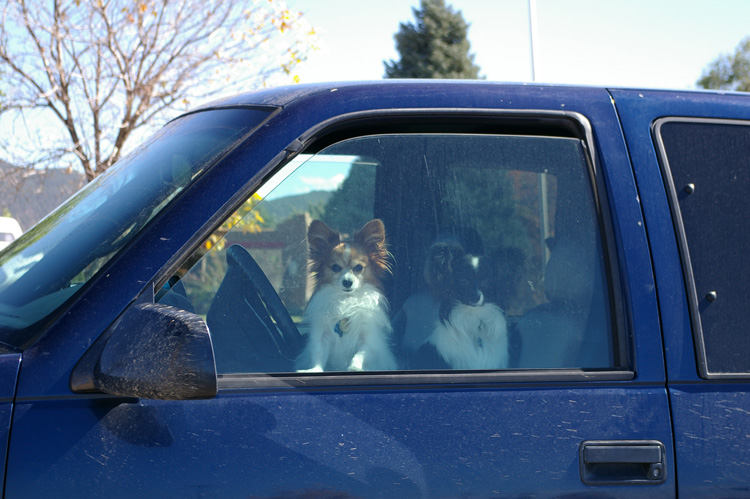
[0,161,85,231]
[261,190,332,227]
[0,159,333,233]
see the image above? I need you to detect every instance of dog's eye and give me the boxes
[331,264,342,273]
[353,264,364,273]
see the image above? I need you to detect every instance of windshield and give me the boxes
[0,107,272,349]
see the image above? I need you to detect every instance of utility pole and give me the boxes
[528,0,549,265]
[528,0,539,82]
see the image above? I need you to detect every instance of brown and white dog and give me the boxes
[296,219,397,372]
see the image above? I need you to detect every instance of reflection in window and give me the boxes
[0,108,270,349]
[161,134,614,374]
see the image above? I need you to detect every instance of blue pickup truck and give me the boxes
[0,81,748,497]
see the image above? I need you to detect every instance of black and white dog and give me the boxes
[423,239,509,370]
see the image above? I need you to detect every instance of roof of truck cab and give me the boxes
[191,80,612,110]
[192,80,750,113]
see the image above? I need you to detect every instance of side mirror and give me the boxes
[71,303,217,400]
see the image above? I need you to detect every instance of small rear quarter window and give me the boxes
[658,119,750,376]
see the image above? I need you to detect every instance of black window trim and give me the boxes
[653,116,750,379]
[218,370,635,391]
[155,107,633,389]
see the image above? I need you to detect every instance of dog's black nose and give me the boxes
[342,279,353,289]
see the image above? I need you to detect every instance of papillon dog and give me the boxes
[296,219,397,372]
[424,239,509,370]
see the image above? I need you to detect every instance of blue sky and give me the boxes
[258,0,750,200]
[7,0,748,198]
[286,0,750,90]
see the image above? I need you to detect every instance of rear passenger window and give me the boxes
[159,130,616,375]
[657,119,750,376]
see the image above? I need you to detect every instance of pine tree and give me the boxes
[698,36,750,92]
[384,0,482,79]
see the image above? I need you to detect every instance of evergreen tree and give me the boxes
[698,36,750,92]
[384,0,482,79]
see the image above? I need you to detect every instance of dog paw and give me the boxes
[297,366,324,373]
[348,352,366,371]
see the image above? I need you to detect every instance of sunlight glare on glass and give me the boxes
[258,154,373,200]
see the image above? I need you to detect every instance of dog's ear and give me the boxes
[424,242,450,288]
[355,219,391,274]
[356,219,388,262]
[424,241,465,288]
[354,219,386,254]
[308,220,340,259]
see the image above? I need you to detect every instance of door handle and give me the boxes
[579,440,666,485]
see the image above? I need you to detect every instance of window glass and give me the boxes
[160,133,614,374]
[659,120,750,375]
[0,108,271,349]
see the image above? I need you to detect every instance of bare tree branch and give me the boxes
[0,0,317,180]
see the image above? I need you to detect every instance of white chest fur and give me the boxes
[429,302,509,370]
[297,284,396,372]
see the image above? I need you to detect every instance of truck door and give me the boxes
[5,85,676,497]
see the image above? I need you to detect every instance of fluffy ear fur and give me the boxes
[308,220,341,261]
[308,220,341,284]
[354,219,390,274]
[424,241,464,292]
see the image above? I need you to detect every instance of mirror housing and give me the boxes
[71,303,217,400]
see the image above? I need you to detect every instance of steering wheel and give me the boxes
[207,244,302,372]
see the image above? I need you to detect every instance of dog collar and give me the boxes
[334,318,350,337]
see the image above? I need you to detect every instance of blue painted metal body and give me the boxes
[0,81,746,496]
[612,88,750,497]
[0,354,20,492]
